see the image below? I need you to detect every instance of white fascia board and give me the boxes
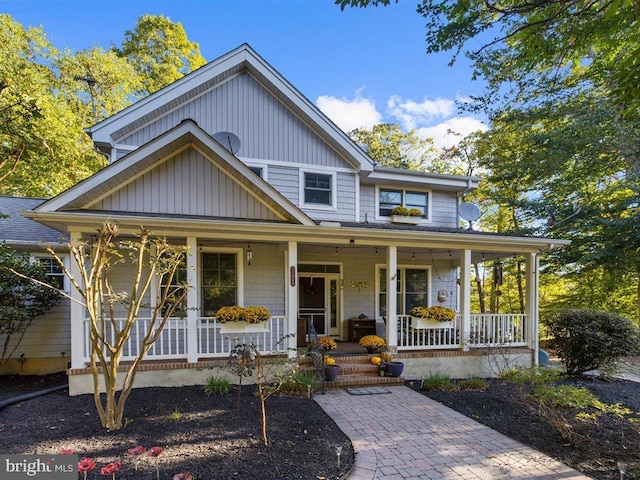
[365,170,481,192]
[24,210,569,254]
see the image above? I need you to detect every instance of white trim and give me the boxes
[238,156,358,175]
[30,253,70,293]
[354,176,360,222]
[299,169,337,211]
[374,185,432,224]
[199,247,244,314]
[243,161,268,180]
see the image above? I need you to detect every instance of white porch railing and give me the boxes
[197,316,290,357]
[468,313,527,347]
[395,313,527,351]
[397,315,459,350]
[82,316,290,363]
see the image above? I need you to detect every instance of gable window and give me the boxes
[249,166,264,178]
[378,188,429,220]
[202,252,238,317]
[35,257,65,290]
[302,171,334,207]
[377,266,430,317]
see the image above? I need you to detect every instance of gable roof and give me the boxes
[87,44,375,173]
[34,119,316,226]
[0,196,67,245]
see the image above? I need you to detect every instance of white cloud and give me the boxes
[387,95,455,131]
[416,117,488,149]
[316,93,382,132]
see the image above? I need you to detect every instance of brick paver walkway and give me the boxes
[315,386,592,480]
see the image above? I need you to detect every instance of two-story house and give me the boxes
[5,44,567,394]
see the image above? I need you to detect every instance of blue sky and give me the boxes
[3,0,487,147]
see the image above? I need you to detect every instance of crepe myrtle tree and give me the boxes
[0,242,62,369]
[47,222,190,430]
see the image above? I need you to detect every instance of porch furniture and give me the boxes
[297,318,307,347]
[348,318,376,342]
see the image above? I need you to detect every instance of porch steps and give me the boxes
[299,353,405,390]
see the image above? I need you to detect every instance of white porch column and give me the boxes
[525,253,539,365]
[286,241,298,357]
[386,246,398,352]
[186,237,199,363]
[69,231,85,369]
[459,249,471,352]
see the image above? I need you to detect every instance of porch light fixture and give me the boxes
[247,242,253,265]
[412,252,416,261]
[375,247,378,255]
[335,247,338,255]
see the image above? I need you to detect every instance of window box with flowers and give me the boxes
[216,306,271,333]
[390,206,423,225]
[410,306,456,329]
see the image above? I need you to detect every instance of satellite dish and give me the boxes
[212,131,241,154]
[458,202,480,228]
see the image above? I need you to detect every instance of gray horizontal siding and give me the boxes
[119,73,353,170]
[93,147,279,221]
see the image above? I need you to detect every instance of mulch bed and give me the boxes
[408,376,640,480]
[0,375,354,480]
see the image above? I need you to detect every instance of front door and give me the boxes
[298,274,341,337]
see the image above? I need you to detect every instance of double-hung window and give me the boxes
[35,257,65,290]
[202,252,238,317]
[378,188,429,220]
[302,171,334,208]
[377,266,430,316]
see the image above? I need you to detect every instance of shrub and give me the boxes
[421,372,454,391]
[458,376,488,391]
[203,375,230,396]
[543,309,639,375]
[280,370,319,397]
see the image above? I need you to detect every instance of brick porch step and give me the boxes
[299,353,405,389]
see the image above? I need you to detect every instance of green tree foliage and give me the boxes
[544,309,639,375]
[115,14,206,96]
[348,123,438,170]
[0,14,106,197]
[0,242,61,368]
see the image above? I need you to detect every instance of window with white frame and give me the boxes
[377,266,430,317]
[302,171,334,207]
[202,252,238,317]
[35,257,65,290]
[378,188,429,219]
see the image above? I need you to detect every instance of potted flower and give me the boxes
[318,336,337,352]
[358,334,386,353]
[378,350,404,377]
[390,206,423,225]
[216,305,271,333]
[324,355,340,381]
[410,305,456,329]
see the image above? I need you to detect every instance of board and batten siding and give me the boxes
[118,73,355,170]
[92,147,279,221]
[359,184,459,228]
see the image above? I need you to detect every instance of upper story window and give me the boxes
[378,188,429,220]
[249,166,263,178]
[35,257,65,290]
[302,171,335,208]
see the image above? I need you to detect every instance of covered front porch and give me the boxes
[58,219,562,394]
